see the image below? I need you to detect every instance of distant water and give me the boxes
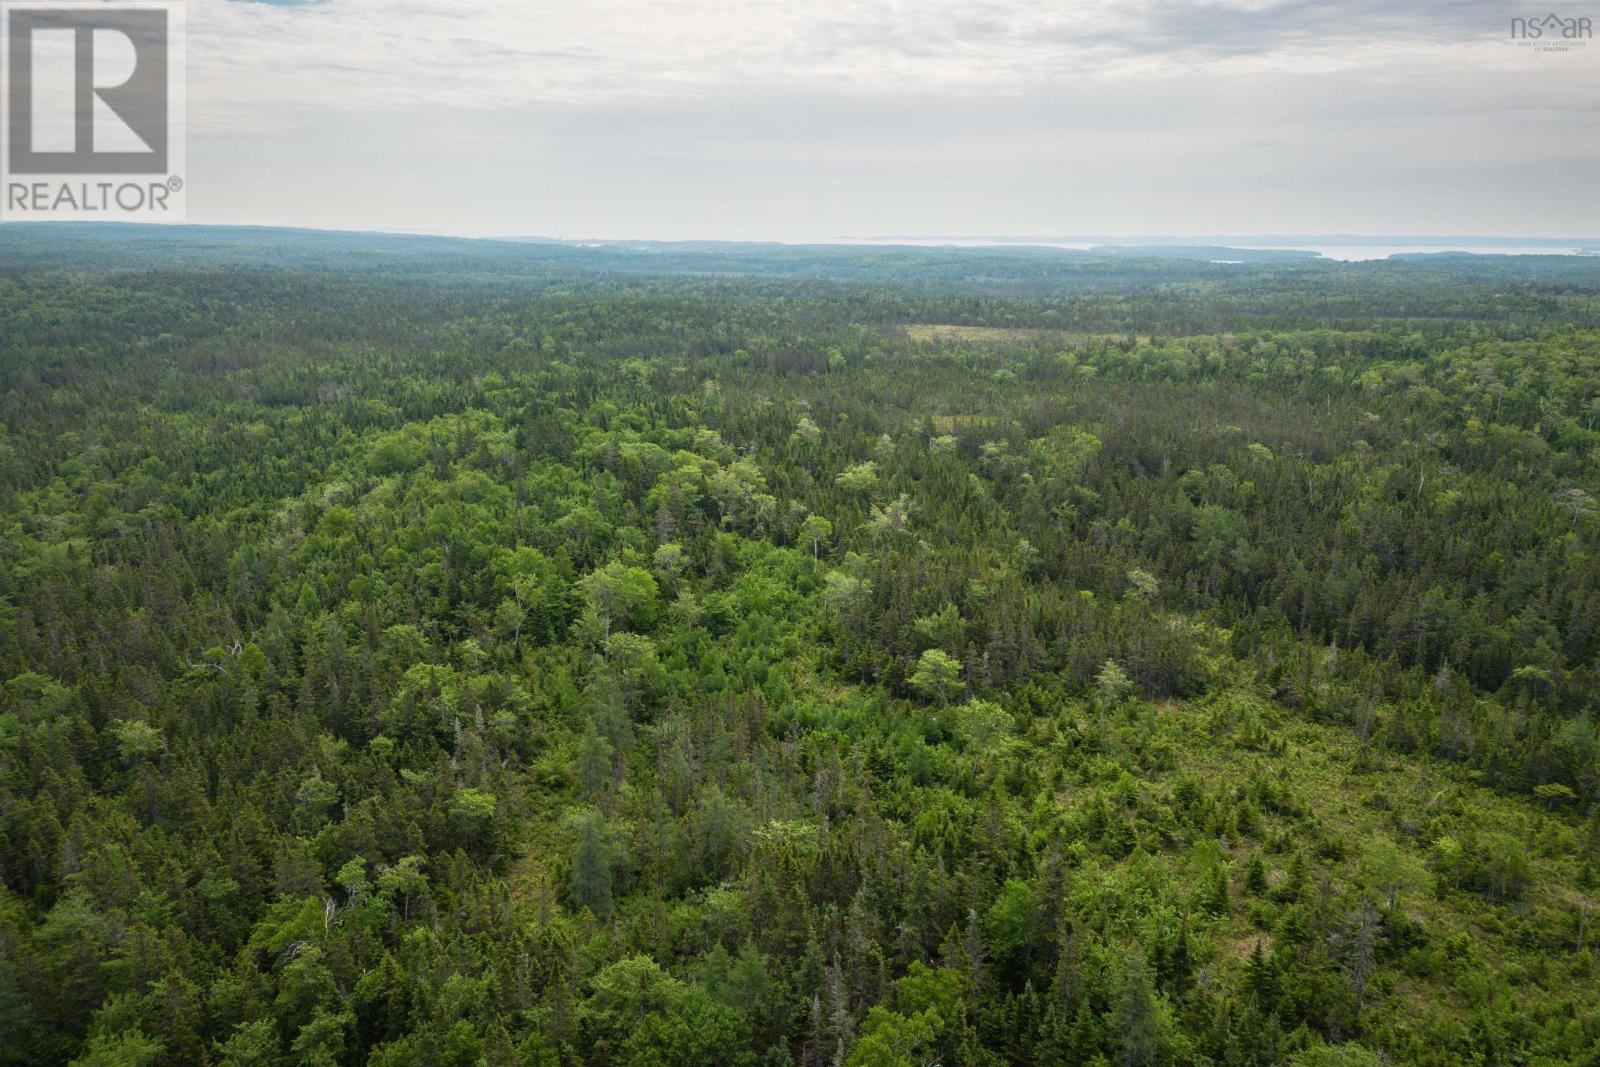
[1259,244,1589,261]
[841,238,1593,261]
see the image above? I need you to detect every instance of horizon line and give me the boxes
[6,221,1598,248]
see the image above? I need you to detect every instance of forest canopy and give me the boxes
[1,230,1598,1066]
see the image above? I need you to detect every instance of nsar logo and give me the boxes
[1509,11,1592,51]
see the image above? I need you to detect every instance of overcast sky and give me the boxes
[184,0,1599,240]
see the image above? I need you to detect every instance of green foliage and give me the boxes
[215,1019,278,1066]
[1096,659,1134,713]
[451,788,497,820]
[579,562,660,635]
[581,957,752,1067]
[835,462,879,494]
[799,514,834,560]
[68,1029,164,1067]
[1360,836,1430,912]
[909,649,963,706]
[108,720,165,763]
[569,809,618,917]
[1285,1044,1385,1067]
[846,1006,938,1067]
[1,235,1598,1067]
[1113,951,1159,1067]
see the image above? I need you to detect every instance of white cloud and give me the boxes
[189,0,1587,120]
[180,0,1600,236]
